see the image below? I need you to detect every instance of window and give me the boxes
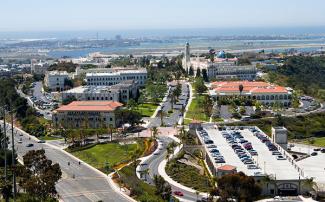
[110,118,113,121]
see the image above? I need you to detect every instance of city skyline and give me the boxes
[1,0,325,32]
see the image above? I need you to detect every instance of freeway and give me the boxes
[2,121,131,202]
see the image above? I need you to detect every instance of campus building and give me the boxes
[209,81,292,106]
[85,68,147,87]
[52,101,123,128]
[182,43,257,80]
[44,70,70,91]
[61,80,138,103]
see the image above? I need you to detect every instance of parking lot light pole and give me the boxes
[1,106,8,182]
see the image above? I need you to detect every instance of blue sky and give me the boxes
[1,0,325,31]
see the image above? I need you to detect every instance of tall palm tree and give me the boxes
[151,126,159,139]
[159,110,166,127]
[108,124,114,142]
[303,177,318,196]
[239,84,244,96]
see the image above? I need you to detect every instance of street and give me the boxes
[149,81,189,127]
[2,121,130,202]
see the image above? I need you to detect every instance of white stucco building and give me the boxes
[44,71,70,91]
[61,80,138,103]
[86,68,147,87]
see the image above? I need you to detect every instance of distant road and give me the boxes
[3,121,131,202]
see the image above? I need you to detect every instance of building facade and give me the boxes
[209,81,292,106]
[44,71,70,91]
[61,80,138,103]
[53,101,123,128]
[86,68,147,87]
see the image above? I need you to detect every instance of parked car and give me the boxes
[247,165,259,169]
[276,155,286,160]
[26,143,34,147]
[321,148,325,153]
[311,152,318,156]
[272,151,282,155]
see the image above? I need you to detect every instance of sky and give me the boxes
[1,0,325,32]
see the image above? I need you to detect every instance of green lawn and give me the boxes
[135,103,159,117]
[185,95,210,122]
[71,143,138,171]
[303,137,325,147]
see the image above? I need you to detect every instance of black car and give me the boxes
[321,148,325,153]
[26,143,34,147]
[311,152,318,156]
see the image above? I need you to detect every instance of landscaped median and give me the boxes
[185,95,211,123]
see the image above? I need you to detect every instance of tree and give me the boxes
[203,95,213,118]
[202,69,209,82]
[217,172,261,202]
[174,83,182,99]
[196,68,201,78]
[150,126,159,139]
[116,109,143,127]
[154,175,172,200]
[194,77,207,95]
[188,66,194,76]
[127,98,137,111]
[239,84,244,96]
[17,149,62,200]
[62,96,77,105]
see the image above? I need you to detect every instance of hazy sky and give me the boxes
[1,0,325,31]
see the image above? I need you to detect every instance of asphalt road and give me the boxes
[138,136,204,202]
[3,122,130,202]
[149,81,189,128]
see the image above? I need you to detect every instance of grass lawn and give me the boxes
[71,142,138,171]
[185,95,210,122]
[136,103,159,117]
[166,160,212,192]
[118,163,165,202]
[303,137,325,147]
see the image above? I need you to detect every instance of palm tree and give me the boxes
[108,124,114,142]
[239,84,244,96]
[159,110,166,126]
[151,126,159,139]
[303,177,318,196]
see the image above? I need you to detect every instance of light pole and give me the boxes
[1,106,8,182]
[10,108,17,200]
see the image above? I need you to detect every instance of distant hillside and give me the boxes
[267,56,325,100]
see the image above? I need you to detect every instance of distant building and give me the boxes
[61,80,138,103]
[86,68,147,87]
[182,43,256,80]
[209,81,292,106]
[52,101,123,128]
[31,59,50,74]
[44,71,69,91]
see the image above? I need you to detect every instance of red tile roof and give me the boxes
[217,165,237,171]
[211,81,288,94]
[56,101,123,112]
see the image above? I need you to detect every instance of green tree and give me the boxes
[202,69,209,82]
[196,68,201,78]
[188,66,194,76]
[217,172,261,202]
[154,175,172,200]
[194,77,207,95]
[17,149,62,200]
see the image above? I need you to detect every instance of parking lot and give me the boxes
[198,126,301,180]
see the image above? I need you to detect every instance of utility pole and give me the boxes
[10,108,17,200]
